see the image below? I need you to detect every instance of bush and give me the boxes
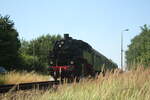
[19,53,48,74]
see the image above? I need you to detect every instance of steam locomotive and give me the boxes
[48,34,118,81]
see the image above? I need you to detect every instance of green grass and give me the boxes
[1,67,150,100]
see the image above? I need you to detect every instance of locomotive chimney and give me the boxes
[64,34,69,40]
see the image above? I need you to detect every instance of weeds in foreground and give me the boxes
[0,71,49,84]
[1,67,150,100]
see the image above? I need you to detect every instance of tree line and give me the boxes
[0,14,150,72]
[126,25,150,69]
[0,15,61,73]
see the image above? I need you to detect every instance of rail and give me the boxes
[0,81,60,94]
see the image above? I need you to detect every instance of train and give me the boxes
[48,34,118,81]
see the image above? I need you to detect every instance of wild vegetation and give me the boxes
[19,34,61,73]
[0,71,49,85]
[0,14,61,73]
[126,25,150,69]
[0,15,21,70]
[0,66,150,100]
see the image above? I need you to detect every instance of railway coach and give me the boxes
[48,34,118,81]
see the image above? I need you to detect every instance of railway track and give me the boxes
[0,81,60,94]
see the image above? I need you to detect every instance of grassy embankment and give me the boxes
[1,66,150,100]
[0,71,49,85]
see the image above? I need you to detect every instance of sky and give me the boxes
[0,0,150,68]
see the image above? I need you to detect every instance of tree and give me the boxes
[0,15,21,70]
[19,34,61,73]
[27,34,61,64]
[126,25,150,69]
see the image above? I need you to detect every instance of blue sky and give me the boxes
[0,0,150,68]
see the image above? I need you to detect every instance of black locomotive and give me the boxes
[48,34,118,81]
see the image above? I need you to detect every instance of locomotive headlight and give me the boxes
[50,61,53,65]
[58,44,62,48]
[70,61,74,65]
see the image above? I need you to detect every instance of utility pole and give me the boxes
[121,29,129,70]
[33,34,35,69]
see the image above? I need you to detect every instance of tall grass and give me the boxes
[0,71,49,84]
[0,75,5,84]
[1,67,150,100]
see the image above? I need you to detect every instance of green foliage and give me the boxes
[19,40,29,54]
[0,14,61,73]
[27,34,61,64]
[0,15,21,70]
[126,25,150,69]
[19,34,61,73]
[20,54,47,73]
